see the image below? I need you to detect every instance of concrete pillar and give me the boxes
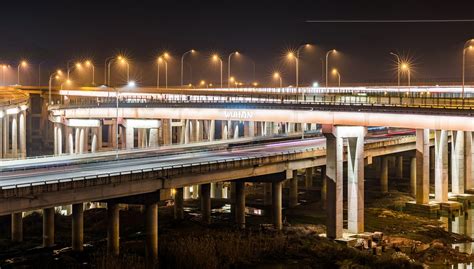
[416,129,430,204]
[434,130,448,202]
[91,129,98,153]
[263,183,272,206]
[43,207,55,247]
[347,132,365,234]
[321,166,327,208]
[325,132,343,239]
[149,128,158,147]
[233,124,239,139]
[125,127,134,149]
[272,181,283,230]
[145,203,158,265]
[235,182,246,228]
[209,120,215,141]
[248,121,255,137]
[66,127,74,154]
[72,203,84,251]
[74,128,80,154]
[289,170,298,208]
[107,203,120,256]
[57,125,63,155]
[184,186,191,200]
[79,128,85,154]
[0,118,3,158]
[200,183,211,224]
[184,120,190,144]
[3,115,9,156]
[11,114,17,157]
[396,155,403,179]
[11,212,23,242]
[410,157,416,197]
[192,185,199,199]
[465,132,474,191]
[197,120,204,141]
[19,111,26,158]
[174,187,184,220]
[162,119,172,145]
[305,167,313,189]
[97,124,103,150]
[452,131,465,194]
[380,157,388,193]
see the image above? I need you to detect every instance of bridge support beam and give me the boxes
[107,203,120,256]
[305,167,313,189]
[380,157,388,193]
[11,114,18,157]
[434,130,448,202]
[452,131,465,194]
[410,157,416,197]
[43,207,55,247]
[19,111,26,158]
[321,166,327,208]
[289,170,298,208]
[272,181,283,230]
[416,129,430,204]
[11,212,23,242]
[200,183,211,224]
[145,202,158,266]
[174,187,184,220]
[162,119,172,145]
[465,131,473,190]
[72,203,84,251]
[125,127,134,149]
[235,182,246,228]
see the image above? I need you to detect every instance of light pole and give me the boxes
[287,52,298,90]
[325,49,337,88]
[66,59,75,80]
[17,61,27,85]
[212,54,223,88]
[181,49,195,86]
[401,63,411,87]
[85,60,95,85]
[390,52,401,89]
[332,69,341,87]
[104,56,115,85]
[119,58,130,83]
[273,72,282,87]
[295,44,310,88]
[228,51,239,87]
[48,70,62,105]
[462,39,474,100]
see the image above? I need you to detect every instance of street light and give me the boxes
[401,62,411,87]
[48,69,62,105]
[228,51,239,87]
[157,55,168,89]
[296,44,310,88]
[212,54,223,88]
[462,39,474,100]
[181,49,195,86]
[287,52,298,91]
[104,56,115,85]
[17,60,27,85]
[389,52,401,88]
[325,49,337,88]
[273,72,282,87]
[85,60,95,85]
[332,69,341,87]
[119,58,130,83]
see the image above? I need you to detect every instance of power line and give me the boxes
[306,19,474,23]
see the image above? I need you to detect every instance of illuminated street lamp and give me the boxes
[17,60,27,85]
[462,39,474,100]
[157,55,169,89]
[273,72,282,87]
[85,60,95,85]
[325,49,337,88]
[48,69,63,105]
[332,69,341,87]
[181,49,195,86]
[389,52,401,88]
[212,54,223,88]
[104,56,115,85]
[119,58,130,83]
[296,44,310,88]
[401,63,411,87]
[228,51,239,87]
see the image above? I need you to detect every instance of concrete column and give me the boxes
[233,124,239,139]
[289,170,298,208]
[396,155,403,179]
[184,186,191,200]
[72,203,84,251]
[107,203,120,256]
[209,120,215,141]
[465,132,474,191]
[192,185,199,199]
[416,129,430,204]
[3,115,9,156]
[434,130,448,202]
[19,111,26,158]
[125,127,134,149]
[91,129,98,153]
[200,183,211,224]
[97,124,103,150]
[11,114,18,157]
[214,182,224,198]
[57,125,63,155]
[74,128,80,154]
[79,128,85,154]
[66,127,74,154]
[174,187,184,220]
[84,128,89,152]
[11,212,23,242]
[305,167,313,189]
[347,132,365,234]
[321,166,327,208]
[149,128,159,147]
[235,182,246,228]
[53,124,58,155]
[43,207,55,247]
[248,121,255,137]
[325,132,343,239]
[197,120,204,141]
[145,203,158,265]
[452,131,465,194]
[272,181,282,230]
[263,183,272,206]
[162,119,172,145]
[410,157,416,197]
[111,121,118,149]
[184,120,190,144]
[0,118,3,158]
[380,157,388,193]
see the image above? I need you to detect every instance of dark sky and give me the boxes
[1,0,474,86]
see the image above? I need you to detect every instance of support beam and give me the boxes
[321,166,327,208]
[174,187,184,220]
[43,207,55,247]
[19,111,26,158]
[466,131,473,190]
[305,167,313,189]
[200,183,211,224]
[11,212,23,242]
[72,203,84,251]
[380,157,388,193]
[452,131,465,194]
[289,170,298,208]
[346,131,365,234]
[235,181,246,228]
[410,157,416,197]
[272,181,282,230]
[434,130,448,202]
[107,203,120,256]
[145,203,158,266]
[324,132,343,239]
[416,129,430,204]
[11,114,18,157]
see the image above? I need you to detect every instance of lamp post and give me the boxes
[325,49,336,88]
[104,56,115,85]
[462,39,474,100]
[227,51,239,87]
[66,59,76,80]
[85,60,95,85]
[401,63,411,87]
[212,54,223,88]
[273,72,282,87]
[119,58,130,83]
[389,52,401,88]
[17,61,27,85]
[332,69,341,87]
[295,44,310,88]
[48,70,62,105]
[287,52,298,91]
[181,49,195,86]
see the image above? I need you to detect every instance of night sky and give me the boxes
[1,1,474,86]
